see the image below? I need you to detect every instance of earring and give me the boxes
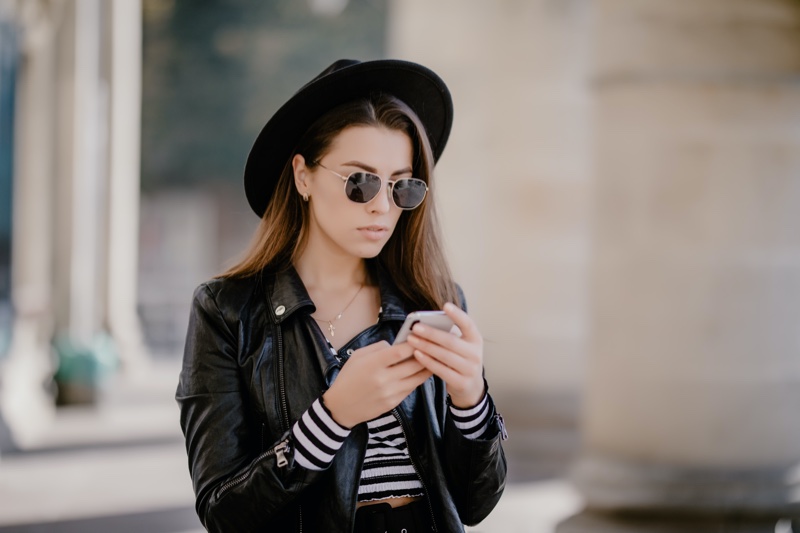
[302,192,309,202]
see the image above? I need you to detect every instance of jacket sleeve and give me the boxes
[176,283,325,532]
[442,392,507,525]
[442,284,508,525]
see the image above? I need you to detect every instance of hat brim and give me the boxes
[244,59,453,217]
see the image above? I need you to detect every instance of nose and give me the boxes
[367,180,393,214]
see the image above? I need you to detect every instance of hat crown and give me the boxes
[300,59,360,92]
[320,59,360,77]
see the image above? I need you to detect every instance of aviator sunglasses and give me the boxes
[314,162,428,210]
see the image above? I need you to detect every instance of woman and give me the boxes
[177,59,507,533]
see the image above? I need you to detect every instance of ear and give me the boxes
[292,154,310,196]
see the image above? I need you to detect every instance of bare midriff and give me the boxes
[355,495,422,509]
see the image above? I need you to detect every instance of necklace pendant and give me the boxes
[328,322,335,338]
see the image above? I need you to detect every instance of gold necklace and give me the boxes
[312,283,365,338]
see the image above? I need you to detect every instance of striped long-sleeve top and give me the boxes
[291,391,494,502]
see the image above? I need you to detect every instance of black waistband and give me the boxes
[354,500,432,533]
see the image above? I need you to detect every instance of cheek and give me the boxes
[388,210,403,230]
[383,211,405,239]
[310,199,357,233]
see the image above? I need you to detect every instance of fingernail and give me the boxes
[413,324,426,333]
[444,302,455,311]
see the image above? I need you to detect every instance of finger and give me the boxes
[359,342,412,366]
[400,367,433,390]
[408,334,473,375]
[408,328,476,366]
[384,342,415,365]
[410,322,462,351]
[387,356,427,378]
[413,349,463,386]
[443,302,481,343]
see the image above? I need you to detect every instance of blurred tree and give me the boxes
[141,0,387,189]
[0,18,17,358]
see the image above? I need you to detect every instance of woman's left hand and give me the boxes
[407,302,485,408]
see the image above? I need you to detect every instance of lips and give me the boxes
[358,225,389,241]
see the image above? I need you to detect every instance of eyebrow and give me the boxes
[340,160,413,177]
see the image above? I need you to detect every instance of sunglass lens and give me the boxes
[345,172,381,203]
[392,179,427,209]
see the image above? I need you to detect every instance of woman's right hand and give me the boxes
[322,341,432,428]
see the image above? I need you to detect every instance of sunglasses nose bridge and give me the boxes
[385,180,397,205]
[365,173,396,206]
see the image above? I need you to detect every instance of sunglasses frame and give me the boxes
[313,162,428,210]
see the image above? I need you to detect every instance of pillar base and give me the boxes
[571,454,800,516]
[0,317,56,449]
[556,510,799,533]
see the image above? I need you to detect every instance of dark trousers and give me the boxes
[353,500,434,533]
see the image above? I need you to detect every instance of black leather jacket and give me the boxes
[177,265,507,532]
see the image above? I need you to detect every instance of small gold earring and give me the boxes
[302,192,309,202]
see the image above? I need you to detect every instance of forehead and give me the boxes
[325,126,413,169]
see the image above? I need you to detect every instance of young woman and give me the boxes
[177,59,507,533]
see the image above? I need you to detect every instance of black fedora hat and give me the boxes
[244,59,454,217]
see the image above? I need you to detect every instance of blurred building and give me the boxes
[137,0,389,355]
[398,0,799,518]
[1,0,145,445]
[1,0,799,525]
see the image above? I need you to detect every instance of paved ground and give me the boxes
[0,359,584,532]
[2,360,795,532]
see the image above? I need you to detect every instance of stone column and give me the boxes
[573,0,800,514]
[106,0,148,374]
[1,0,60,446]
[388,0,593,394]
[2,0,146,432]
[61,0,104,345]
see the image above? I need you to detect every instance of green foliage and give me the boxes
[141,0,388,190]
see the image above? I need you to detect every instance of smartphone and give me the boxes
[393,311,455,345]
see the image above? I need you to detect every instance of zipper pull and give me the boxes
[496,413,508,441]
[274,440,290,467]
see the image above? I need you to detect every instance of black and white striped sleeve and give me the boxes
[449,391,493,440]
[291,397,351,471]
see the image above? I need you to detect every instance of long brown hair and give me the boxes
[221,94,460,310]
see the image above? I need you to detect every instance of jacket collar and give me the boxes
[264,266,315,324]
[263,261,411,324]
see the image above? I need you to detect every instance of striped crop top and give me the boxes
[291,391,494,502]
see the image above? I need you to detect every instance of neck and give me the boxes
[294,245,368,292]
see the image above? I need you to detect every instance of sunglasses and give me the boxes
[314,162,428,210]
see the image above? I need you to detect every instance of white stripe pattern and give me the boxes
[449,392,493,440]
[291,398,350,471]
[358,411,424,501]
[360,463,417,479]
[290,392,496,499]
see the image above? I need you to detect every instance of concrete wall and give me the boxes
[575,0,800,513]
[389,0,593,394]
[390,0,800,514]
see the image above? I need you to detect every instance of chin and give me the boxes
[351,243,387,259]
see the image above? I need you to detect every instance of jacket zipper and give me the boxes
[298,503,303,532]
[217,439,290,497]
[217,325,294,499]
[277,324,302,532]
[276,325,290,432]
[496,413,509,440]
[392,408,438,532]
